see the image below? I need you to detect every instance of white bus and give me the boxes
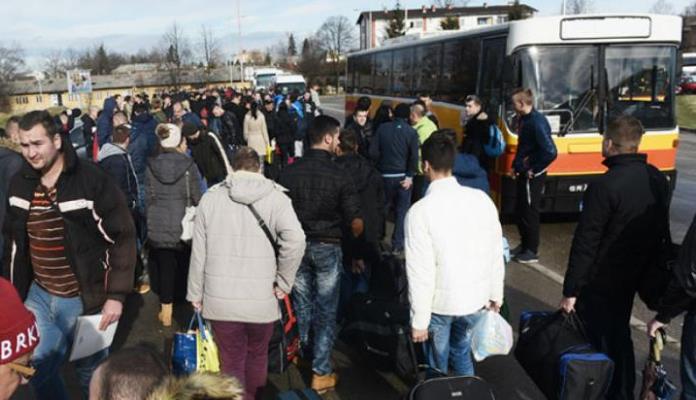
[346,14,682,213]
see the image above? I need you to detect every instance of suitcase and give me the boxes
[343,293,420,382]
[370,254,409,305]
[408,375,496,400]
[276,388,322,400]
[515,311,614,400]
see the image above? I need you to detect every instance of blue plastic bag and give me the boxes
[172,314,198,375]
[484,124,506,157]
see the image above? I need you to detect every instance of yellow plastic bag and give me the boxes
[266,145,274,164]
[194,312,220,373]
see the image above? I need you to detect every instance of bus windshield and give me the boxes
[516,46,599,134]
[605,46,675,130]
[513,45,676,134]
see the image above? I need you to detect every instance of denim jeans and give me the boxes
[683,309,696,400]
[383,177,412,252]
[24,282,108,400]
[292,242,342,375]
[426,313,481,376]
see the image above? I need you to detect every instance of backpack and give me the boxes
[483,123,505,157]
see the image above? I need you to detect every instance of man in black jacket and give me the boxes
[2,110,136,400]
[181,123,231,186]
[344,108,373,160]
[369,103,419,256]
[81,106,98,161]
[278,116,363,394]
[560,116,669,400]
[648,213,696,399]
[211,103,242,152]
[97,125,139,210]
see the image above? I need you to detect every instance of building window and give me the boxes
[410,19,423,29]
[36,95,43,103]
[478,17,492,25]
[498,16,509,23]
[16,96,29,104]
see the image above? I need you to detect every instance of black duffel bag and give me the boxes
[515,311,614,400]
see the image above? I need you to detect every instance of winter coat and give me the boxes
[262,108,280,142]
[453,153,489,193]
[129,113,158,185]
[335,153,385,247]
[187,171,306,323]
[145,152,202,249]
[463,112,494,168]
[344,118,374,160]
[656,213,696,323]
[0,138,23,260]
[215,111,242,147]
[243,112,270,157]
[98,143,139,209]
[3,140,136,314]
[563,154,668,302]
[188,132,231,186]
[96,97,118,147]
[81,114,96,159]
[181,111,202,127]
[278,149,362,242]
[276,107,296,144]
[370,118,420,177]
[512,108,558,175]
[224,103,246,135]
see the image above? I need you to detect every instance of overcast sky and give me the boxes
[0,0,691,70]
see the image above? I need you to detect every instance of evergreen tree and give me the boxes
[508,0,530,21]
[288,34,297,57]
[440,16,460,30]
[264,52,272,65]
[385,1,406,38]
[94,44,110,75]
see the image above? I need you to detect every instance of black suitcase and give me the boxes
[515,311,614,400]
[370,254,409,305]
[408,375,495,400]
[343,293,420,381]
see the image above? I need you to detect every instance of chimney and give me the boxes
[447,4,453,9]
[431,5,437,12]
[422,5,427,13]
[483,2,488,7]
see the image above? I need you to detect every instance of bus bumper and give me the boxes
[499,170,678,215]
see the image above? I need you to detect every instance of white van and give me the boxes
[274,74,306,95]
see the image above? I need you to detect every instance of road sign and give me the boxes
[67,70,92,94]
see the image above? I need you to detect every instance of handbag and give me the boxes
[640,329,677,400]
[172,311,220,375]
[180,170,196,242]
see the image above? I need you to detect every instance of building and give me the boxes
[6,66,249,114]
[683,16,696,53]
[357,3,536,50]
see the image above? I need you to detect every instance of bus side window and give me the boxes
[414,43,442,98]
[479,37,506,115]
[440,37,480,104]
[374,51,393,95]
[392,48,414,98]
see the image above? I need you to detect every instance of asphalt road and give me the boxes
[12,96,695,399]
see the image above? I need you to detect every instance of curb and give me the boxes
[517,260,681,348]
[682,127,696,134]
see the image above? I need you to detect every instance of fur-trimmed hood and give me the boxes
[0,137,20,153]
[147,372,244,400]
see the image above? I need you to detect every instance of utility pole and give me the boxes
[237,0,244,85]
[562,0,567,15]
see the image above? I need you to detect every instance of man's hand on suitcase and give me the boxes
[559,297,576,314]
[412,328,428,343]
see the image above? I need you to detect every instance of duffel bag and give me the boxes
[268,297,301,374]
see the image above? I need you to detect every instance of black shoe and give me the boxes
[515,250,539,264]
[510,245,524,257]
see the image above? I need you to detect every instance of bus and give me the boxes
[345,14,682,214]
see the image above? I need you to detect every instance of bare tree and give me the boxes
[684,0,696,15]
[44,49,65,78]
[0,43,25,111]
[566,0,594,14]
[162,22,192,88]
[63,48,80,70]
[316,15,356,89]
[199,25,222,71]
[649,0,676,13]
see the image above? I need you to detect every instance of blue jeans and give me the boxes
[24,283,109,400]
[383,177,412,252]
[292,242,342,375]
[426,313,481,376]
[683,309,696,400]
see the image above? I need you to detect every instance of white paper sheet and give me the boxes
[68,315,118,361]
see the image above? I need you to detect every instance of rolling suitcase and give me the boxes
[408,375,496,400]
[515,311,614,400]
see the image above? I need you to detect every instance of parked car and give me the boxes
[680,75,696,94]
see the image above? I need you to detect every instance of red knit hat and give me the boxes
[0,278,39,364]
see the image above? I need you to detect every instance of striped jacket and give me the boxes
[2,142,136,314]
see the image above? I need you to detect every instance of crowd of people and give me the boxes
[0,81,694,400]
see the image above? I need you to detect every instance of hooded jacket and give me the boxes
[146,152,202,249]
[98,143,139,209]
[453,153,490,193]
[0,138,23,259]
[187,171,305,323]
[97,97,118,147]
[129,112,159,184]
[2,138,136,314]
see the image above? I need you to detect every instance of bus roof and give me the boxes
[507,14,682,54]
[347,14,682,58]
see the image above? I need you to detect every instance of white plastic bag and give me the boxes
[470,310,513,361]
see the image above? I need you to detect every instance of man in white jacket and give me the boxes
[405,132,505,376]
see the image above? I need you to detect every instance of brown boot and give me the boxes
[158,303,172,327]
[311,372,338,394]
